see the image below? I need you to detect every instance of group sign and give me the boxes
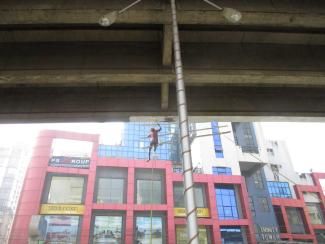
[49,138,93,169]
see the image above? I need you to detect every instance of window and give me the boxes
[248,197,256,217]
[41,215,80,243]
[258,197,270,212]
[98,122,180,162]
[267,148,274,156]
[137,180,162,204]
[176,226,211,244]
[95,167,127,204]
[307,203,324,225]
[273,206,287,233]
[91,213,124,244]
[232,122,259,154]
[267,181,292,198]
[212,167,232,176]
[315,229,325,244]
[211,122,224,158]
[135,214,165,244]
[46,176,85,204]
[286,207,307,234]
[220,227,245,244]
[97,178,124,203]
[270,165,279,181]
[216,185,239,220]
[253,170,264,189]
[173,166,183,173]
[173,183,206,208]
[135,169,165,204]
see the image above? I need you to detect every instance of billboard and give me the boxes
[173,208,210,218]
[49,139,93,168]
[40,204,85,215]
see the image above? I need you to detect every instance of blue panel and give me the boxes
[267,181,292,198]
[211,122,224,158]
[212,167,232,176]
[221,227,244,243]
[97,122,180,161]
[216,185,239,220]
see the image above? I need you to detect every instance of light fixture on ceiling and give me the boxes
[202,0,242,23]
[99,0,142,27]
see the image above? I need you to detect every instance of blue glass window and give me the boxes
[211,122,224,158]
[267,181,292,198]
[97,122,180,162]
[212,167,232,175]
[220,227,244,244]
[216,185,239,220]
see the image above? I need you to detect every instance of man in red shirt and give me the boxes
[147,123,162,161]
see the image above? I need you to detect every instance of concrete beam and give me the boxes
[162,25,173,66]
[1,30,325,46]
[1,42,324,73]
[1,70,325,87]
[161,82,169,110]
[1,9,325,29]
[1,86,325,123]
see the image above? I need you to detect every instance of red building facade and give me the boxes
[271,173,325,243]
[9,130,256,243]
[9,130,325,243]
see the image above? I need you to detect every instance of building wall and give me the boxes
[191,122,241,175]
[8,123,325,244]
[9,130,256,244]
[243,168,280,242]
[0,143,30,244]
[232,123,268,165]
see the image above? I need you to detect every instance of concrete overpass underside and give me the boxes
[1,0,325,122]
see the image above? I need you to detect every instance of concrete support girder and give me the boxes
[1,86,325,123]
[1,30,325,45]
[1,9,325,30]
[2,70,325,87]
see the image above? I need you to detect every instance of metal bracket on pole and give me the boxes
[170,0,199,243]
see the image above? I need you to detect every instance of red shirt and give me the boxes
[148,126,161,143]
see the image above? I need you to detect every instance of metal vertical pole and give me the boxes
[170,0,199,243]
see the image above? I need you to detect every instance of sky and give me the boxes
[261,122,325,173]
[0,122,324,173]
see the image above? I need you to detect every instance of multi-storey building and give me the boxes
[9,122,325,243]
[0,143,30,244]
[264,140,325,243]
[191,122,325,243]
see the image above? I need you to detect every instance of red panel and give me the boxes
[271,172,325,243]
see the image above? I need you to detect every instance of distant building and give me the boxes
[0,143,30,244]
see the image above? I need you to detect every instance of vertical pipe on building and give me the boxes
[170,0,199,243]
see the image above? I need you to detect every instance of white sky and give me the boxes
[261,122,325,173]
[0,122,323,173]
[0,123,124,146]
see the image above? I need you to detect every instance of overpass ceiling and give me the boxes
[1,0,325,46]
[1,0,325,122]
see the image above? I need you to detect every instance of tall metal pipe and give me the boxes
[170,0,199,243]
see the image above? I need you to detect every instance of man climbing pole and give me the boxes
[147,123,161,161]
